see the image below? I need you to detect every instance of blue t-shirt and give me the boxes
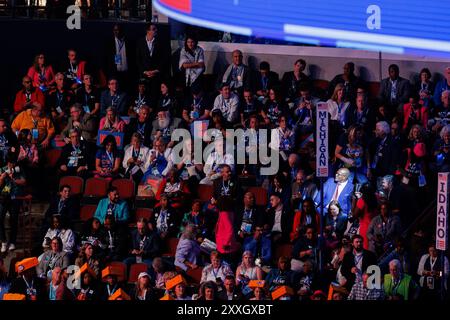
[95,149,121,170]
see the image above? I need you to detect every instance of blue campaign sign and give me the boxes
[155,0,450,57]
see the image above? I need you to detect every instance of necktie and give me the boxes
[332,183,340,201]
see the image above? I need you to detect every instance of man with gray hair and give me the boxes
[61,103,97,144]
[368,121,400,179]
[384,259,419,300]
[151,110,182,147]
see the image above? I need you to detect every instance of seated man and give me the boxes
[46,72,73,131]
[57,129,91,178]
[221,50,251,95]
[151,110,182,147]
[61,104,97,145]
[243,225,271,268]
[182,84,212,124]
[0,118,18,167]
[13,76,45,114]
[264,192,292,244]
[12,104,55,149]
[100,78,128,116]
[240,88,262,127]
[94,186,130,224]
[200,138,235,185]
[212,164,239,201]
[252,61,279,100]
[150,194,179,240]
[212,83,240,125]
[44,184,79,228]
[123,218,161,271]
[125,105,153,148]
[236,192,264,240]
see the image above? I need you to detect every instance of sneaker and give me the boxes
[8,243,16,251]
[1,243,7,253]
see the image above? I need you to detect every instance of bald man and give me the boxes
[13,76,45,113]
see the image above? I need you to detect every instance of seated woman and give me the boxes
[80,218,107,254]
[195,281,219,300]
[261,87,286,128]
[99,106,125,132]
[154,167,189,209]
[123,133,150,186]
[130,272,155,301]
[235,251,263,296]
[94,135,122,180]
[42,214,75,256]
[36,237,70,279]
[74,243,101,279]
[17,129,39,167]
[174,281,192,300]
[74,271,99,300]
[27,53,55,92]
[270,114,295,156]
[175,224,202,272]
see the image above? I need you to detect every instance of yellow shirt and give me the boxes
[11,109,55,143]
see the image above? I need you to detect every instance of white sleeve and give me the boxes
[179,48,188,70]
[212,95,220,111]
[122,146,131,169]
[417,254,427,276]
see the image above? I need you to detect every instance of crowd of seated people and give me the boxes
[0,22,450,301]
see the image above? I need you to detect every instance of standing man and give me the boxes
[136,23,167,99]
[221,50,251,96]
[378,64,410,118]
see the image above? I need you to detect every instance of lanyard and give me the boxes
[111,95,118,106]
[132,148,140,159]
[212,266,221,279]
[136,94,145,108]
[56,91,64,107]
[430,256,437,270]
[137,122,145,135]
[116,38,125,53]
[193,97,203,111]
[73,144,81,154]
[58,200,65,213]
[25,91,31,102]
[23,276,34,290]
[70,62,78,75]
[139,236,147,250]
[222,180,230,195]
[107,284,117,296]
[106,151,114,164]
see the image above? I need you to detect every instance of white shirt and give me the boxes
[272,207,283,233]
[212,93,240,123]
[326,99,350,121]
[203,151,235,177]
[115,37,128,72]
[146,36,155,57]
[148,147,173,177]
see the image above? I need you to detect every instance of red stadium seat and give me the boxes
[368,81,380,98]
[246,187,268,207]
[197,184,214,202]
[44,149,62,168]
[108,261,127,282]
[135,208,153,221]
[128,263,149,283]
[59,176,84,196]
[186,267,203,285]
[275,243,293,261]
[162,238,179,257]
[112,179,135,200]
[79,205,97,221]
[313,79,330,90]
[83,177,110,198]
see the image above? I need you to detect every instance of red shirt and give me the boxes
[27,65,55,89]
[13,87,45,113]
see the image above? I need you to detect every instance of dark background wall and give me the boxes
[0,18,170,112]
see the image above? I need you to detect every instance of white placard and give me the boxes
[436,172,449,251]
[316,102,329,177]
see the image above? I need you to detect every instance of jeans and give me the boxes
[0,197,21,244]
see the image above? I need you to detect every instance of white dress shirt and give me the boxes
[115,37,128,72]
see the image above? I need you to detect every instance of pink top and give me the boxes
[18,144,39,164]
[99,117,125,133]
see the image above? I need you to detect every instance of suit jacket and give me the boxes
[104,36,135,78]
[252,71,279,94]
[234,205,264,236]
[368,135,401,177]
[243,235,272,265]
[378,77,411,110]
[125,118,153,148]
[45,196,79,222]
[218,289,243,301]
[136,36,167,77]
[264,206,293,242]
[57,141,93,170]
[100,90,128,116]
[130,229,162,259]
[36,251,70,277]
[341,249,377,290]
[314,178,354,216]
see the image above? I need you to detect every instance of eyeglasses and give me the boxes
[70,135,78,138]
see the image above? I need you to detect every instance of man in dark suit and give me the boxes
[252,61,279,99]
[218,275,243,301]
[314,167,354,217]
[100,78,128,116]
[44,184,79,228]
[136,23,168,99]
[235,191,264,240]
[378,64,411,117]
[368,121,401,179]
[340,234,377,291]
[264,193,292,243]
[221,50,251,96]
[125,105,153,148]
[103,24,135,93]
[212,164,239,202]
[327,62,365,103]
